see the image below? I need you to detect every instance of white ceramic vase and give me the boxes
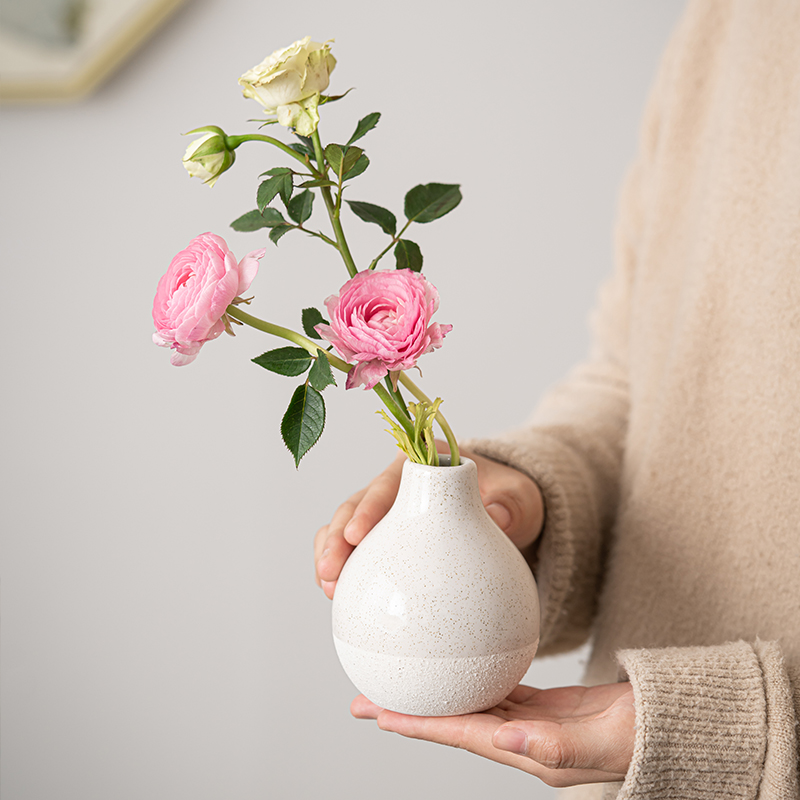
[332,457,540,716]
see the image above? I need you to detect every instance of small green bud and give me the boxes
[182,127,235,188]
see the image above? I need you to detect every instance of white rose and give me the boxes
[238,37,336,136]
[182,128,235,188]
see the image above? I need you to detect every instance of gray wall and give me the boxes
[0,2,684,798]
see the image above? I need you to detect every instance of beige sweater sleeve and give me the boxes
[615,640,799,800]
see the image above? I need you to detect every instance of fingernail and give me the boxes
[343,516,360,540]
[494,726,528,755]
[321,580,333,595]
[486,503,512,532]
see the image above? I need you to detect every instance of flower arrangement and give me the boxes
[153,37,462,467]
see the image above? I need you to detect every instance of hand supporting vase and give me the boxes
[332,457,540,716]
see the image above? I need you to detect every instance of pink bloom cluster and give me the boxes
[152,233,265,365]
[315,269,452,390]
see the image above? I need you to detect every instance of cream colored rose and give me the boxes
[182,129,235,188]
[239,37,336,136]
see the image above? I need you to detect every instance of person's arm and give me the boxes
[616,639,799,799]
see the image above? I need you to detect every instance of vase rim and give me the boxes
[403,455,474,471]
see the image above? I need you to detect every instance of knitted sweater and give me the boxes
[467,1,800,797]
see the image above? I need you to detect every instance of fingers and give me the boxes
[341,454,405,546]
[492,707,633,779]
[471,453,545,551]
[350,694,383,719]
[314,453,405,597]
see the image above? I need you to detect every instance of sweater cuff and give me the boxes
[462,430,603,655]
[616,640,795,799]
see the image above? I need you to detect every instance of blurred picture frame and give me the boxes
[0,0,187,102]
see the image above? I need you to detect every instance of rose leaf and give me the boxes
[346,112,381,147]
[252,347,312,376]
[404,183,462,223]
[302,307,329,339]
[281,384,326,467]
[308,351,337,391]
[342,154,370,181]
[345,200,397,236]
[394,239,423,272]
[230,208,286,232]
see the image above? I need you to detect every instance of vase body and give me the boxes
[332,457,540,716]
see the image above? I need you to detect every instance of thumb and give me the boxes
[493,722,581,770]
[492,719,629,775]
[485,502,513,532]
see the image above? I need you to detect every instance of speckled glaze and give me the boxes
[332,457,540,716]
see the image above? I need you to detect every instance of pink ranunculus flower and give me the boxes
[152,233,266,366]
[315,269,452,390]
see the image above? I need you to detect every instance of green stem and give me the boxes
[368,219,414,271]
[226,305,415,439]
[373,384,415,440]
[226,305,349,370]
[225,134,310,169]
[384,376,410,417]
[398,373,460,466]
[310,129,359,278]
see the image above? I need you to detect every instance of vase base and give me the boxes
[333,636,539,716]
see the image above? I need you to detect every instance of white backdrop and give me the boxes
[0,2,684,798]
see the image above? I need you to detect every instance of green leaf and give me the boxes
[299,178,337,188]
[257,172,293,211]
[302,307,329,339]
[252,346,312,376]
[404,183,462,223]
[281,384,326,467]
[308,351,336,391]
[346,112,381,146]
[342,153,370,181]
[346,201,397,236]
[259,167,293,177]
[230,207,286,232]
[319,88,354,104]
[394,239,423,272]
[341,146,364,175]
[287,190,314,224]
[291,135,316,161]
[269,224,295,245]
[324,144,344,175]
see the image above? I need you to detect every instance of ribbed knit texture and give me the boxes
[618,642,766,799]
[465,1,800,796]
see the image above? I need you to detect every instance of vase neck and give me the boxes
[392,458,484,516]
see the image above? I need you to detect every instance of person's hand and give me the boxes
[351,681,635,787]
[314,448,545,599]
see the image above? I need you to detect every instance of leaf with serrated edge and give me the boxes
[231,207,286,232]
[289,142,315,161]
[308,351,336,391]
[299,178,337,188]
[231,210,268,232]
[260,167,293,177]
[404,183,462,223]
[287,190,313,224]
[395,239,423,272]
[281,384,326,467]
[346,201,396,236]
[302,307,329,339]
[324,144,344,175]
[257,173,293,211]
[269,224,295,245]
[347,112,381,146]
[341,146,364,175]
[252,347,312,376]
[342,154,370,181]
